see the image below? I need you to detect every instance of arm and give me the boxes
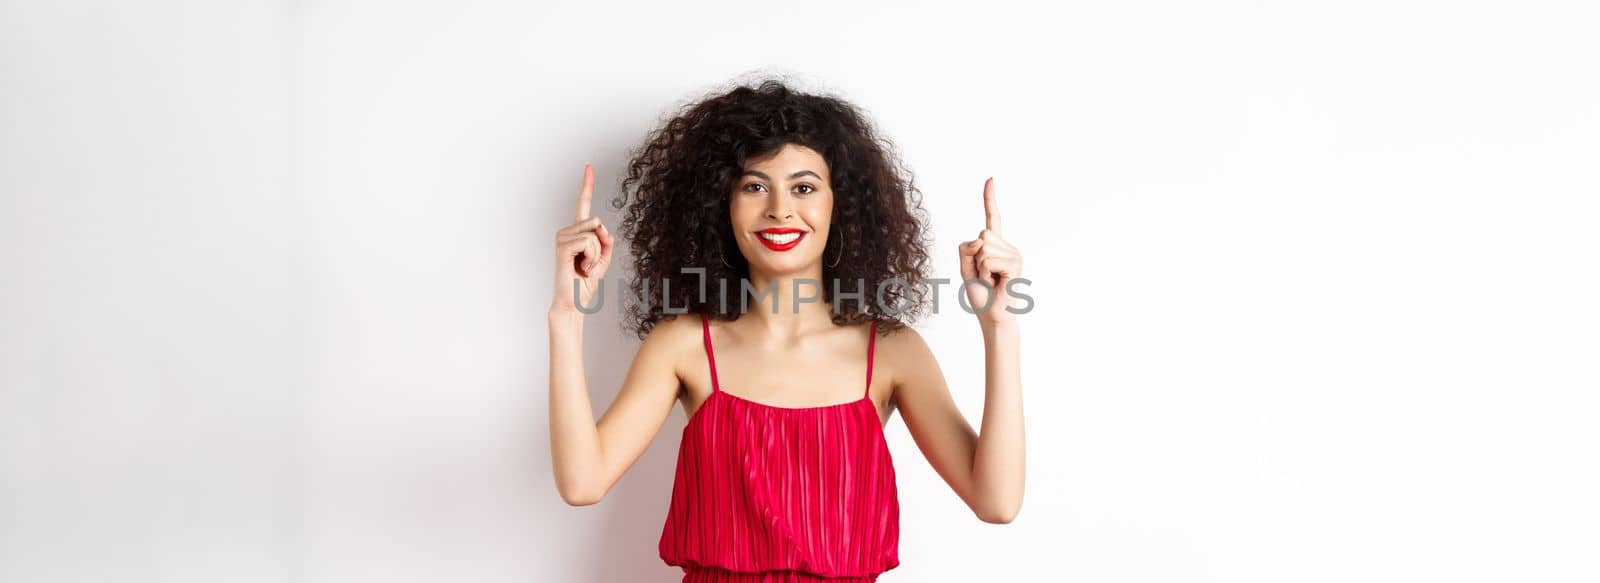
[548,310,686,506]
[894,175,1026,523]
[972,317,1025,522]
[889,319,1025,524]
[547,162,684,506]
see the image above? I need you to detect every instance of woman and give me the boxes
[548,79,1025,582]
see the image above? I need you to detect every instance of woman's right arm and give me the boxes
[548,163,685,506]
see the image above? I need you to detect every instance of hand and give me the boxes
[551,163,615,315]
[958,177,1023,325]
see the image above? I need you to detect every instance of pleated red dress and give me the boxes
[659,313,901,582]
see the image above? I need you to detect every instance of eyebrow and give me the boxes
[741,169,823,181]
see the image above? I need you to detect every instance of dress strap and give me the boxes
[864,320,878,399]
[700,312,720,394]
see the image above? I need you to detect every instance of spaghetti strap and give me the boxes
[864,320,878,399]
[700,312,720,394]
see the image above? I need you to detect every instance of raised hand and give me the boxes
[957,177,1023,323]
[551,163,615,314]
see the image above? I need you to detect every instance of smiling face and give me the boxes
[729,143,835,276]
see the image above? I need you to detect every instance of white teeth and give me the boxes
[758,232,801,244]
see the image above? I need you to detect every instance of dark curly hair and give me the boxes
[610,77,933,340]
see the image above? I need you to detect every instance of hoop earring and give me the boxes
[827,229,845,268]
[719,242,735,269]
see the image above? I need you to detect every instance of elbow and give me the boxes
[561,489,603,507]
[976,502,1021,524]
[556,479,605,507]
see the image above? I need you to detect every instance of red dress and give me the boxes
[659,313,901,582]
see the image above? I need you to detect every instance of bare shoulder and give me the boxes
[875,321,936,361]
[645,311,704,343]
[638,313,705,381]
[872,321,942,402]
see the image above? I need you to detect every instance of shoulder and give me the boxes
[874,320,931,351]
[872,321,940,378]
[635,313,707,375]
[642,312,705,348]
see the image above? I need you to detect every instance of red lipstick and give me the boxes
[755,227,807,252]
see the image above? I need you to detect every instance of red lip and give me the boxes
[755,228,807,252]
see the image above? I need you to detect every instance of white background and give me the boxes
[4,1,1598,581]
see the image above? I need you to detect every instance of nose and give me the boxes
[765,193,793,220]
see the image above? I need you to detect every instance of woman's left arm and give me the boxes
[890,177,1025,524]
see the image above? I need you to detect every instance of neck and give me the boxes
[743,265,834,337]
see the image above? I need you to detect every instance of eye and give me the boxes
[742,182,767,193]
[795,184,816,195]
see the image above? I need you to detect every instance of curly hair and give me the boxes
[610,77,933,340]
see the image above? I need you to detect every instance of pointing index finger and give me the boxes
[575,163,594,221]
[983,176,1001,234]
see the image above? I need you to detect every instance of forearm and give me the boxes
[971,315,1025,522]
[548,308,604,504]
